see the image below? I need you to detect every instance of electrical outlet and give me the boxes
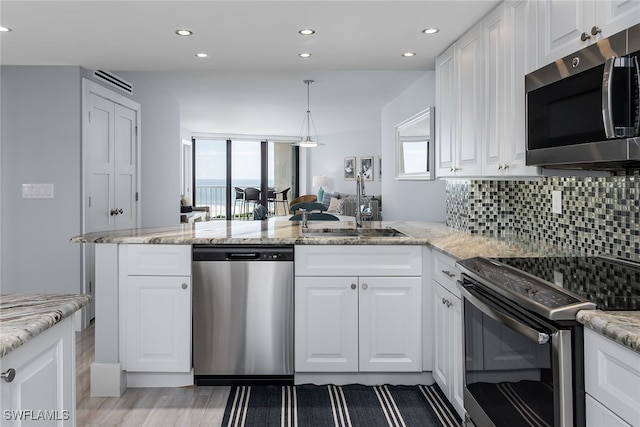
[552,190,562,214]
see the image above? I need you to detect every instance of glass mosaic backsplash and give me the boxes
[445,172,640,260]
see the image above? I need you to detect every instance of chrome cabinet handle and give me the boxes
[181,283,188,290]
[361,283,368,290]
[118,209,123,215]
[580,32,591,41]
[1,368,16,383]
[591,26,602,36]
[441,270,456,278]
[351,284,357,290]
[441,297,452,308]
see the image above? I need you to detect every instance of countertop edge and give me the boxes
[0,294,92,358]
[576,310,640,354]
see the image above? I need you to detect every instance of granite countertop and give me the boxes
[0,294,92,358]
[577,310,640,354]
[70,220,639,353]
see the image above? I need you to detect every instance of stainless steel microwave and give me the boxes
[525,23,640,170]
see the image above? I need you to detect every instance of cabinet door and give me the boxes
[481,4,508,175]
[433,283,452,392]
[456,23,483,177]
[450,293,465,419]
[358,277,422,372]
[586,394,633,427]
[294,276,359,372]
[538,0,595,67]
[596,0,640,38]
[0,316,75,426]
[436,44,457,177]
[125,276,191,372]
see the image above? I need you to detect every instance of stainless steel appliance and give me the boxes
[457,257,597,427]
[525,23,640,169]
[192,245,294,385]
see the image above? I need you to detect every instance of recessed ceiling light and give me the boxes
[195,53,209,58]
[299,53,312,58]
[298,29,315,35]
[0,26,12,32]
[175,29,193,36]
[402,52,416,57]
[422,28,439,35]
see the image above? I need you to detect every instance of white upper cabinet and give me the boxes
[436,1,540,178]
[436,24,483,177]
[538,0,640,68]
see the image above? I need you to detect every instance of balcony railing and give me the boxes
[194,185,227,219]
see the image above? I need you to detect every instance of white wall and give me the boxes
[1,66,83,294]
[306,127,382,197]
[380,73,446,221]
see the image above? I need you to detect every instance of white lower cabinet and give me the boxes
[0,316,76,426]
[584,328,640,427]
[125,276,191,372]
[122,244,192,377]
[294,245,422,374]
[432,251,465,419]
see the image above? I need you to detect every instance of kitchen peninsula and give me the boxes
[71,220,640,414]
[0,294,91,426]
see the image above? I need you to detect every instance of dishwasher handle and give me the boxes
[226,252,260,260]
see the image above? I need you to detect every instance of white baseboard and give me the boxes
[294,371,435,386]
[126,370,194,388]
[91,362,126,397]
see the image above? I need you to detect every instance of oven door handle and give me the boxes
[458,282,550,345]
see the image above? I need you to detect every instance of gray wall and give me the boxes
[380,73,446,221]
[1,66,83,293]
[118,72,181,227]
[0,66,181,293]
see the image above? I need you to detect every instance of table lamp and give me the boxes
[312,175,329,201]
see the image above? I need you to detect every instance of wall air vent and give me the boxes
[93,70,133,95]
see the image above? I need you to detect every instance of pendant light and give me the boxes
[298,79,319,148]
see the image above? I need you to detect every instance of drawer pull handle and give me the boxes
[181,283,188,290]
[361,283,368,290]
[1,368,16,383]
[441,297,452,308]
[351,284,357,290]
[441,270,456,278]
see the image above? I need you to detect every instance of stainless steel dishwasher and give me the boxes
[192,245,293,385]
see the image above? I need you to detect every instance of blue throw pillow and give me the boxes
[322,192,336,208]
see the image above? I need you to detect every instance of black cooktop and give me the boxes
[494,256,640,311]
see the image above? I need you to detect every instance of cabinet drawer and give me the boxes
[433,250,460,297]
[126,244,191,276]
[295,245,422,277]
[584,328,640,427]
[586,394,632,427]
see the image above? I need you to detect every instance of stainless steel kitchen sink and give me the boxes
[301,227,408,238]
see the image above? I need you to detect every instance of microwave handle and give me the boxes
[602,56,640,138]
[602,57,616,139]
[458,282,550,345]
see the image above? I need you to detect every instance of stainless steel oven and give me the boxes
[457,257,596,427]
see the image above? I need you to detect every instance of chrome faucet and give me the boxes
[355,173,365,228]
[301,209,309,228]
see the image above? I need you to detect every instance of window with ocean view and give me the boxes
[193,138,296,219]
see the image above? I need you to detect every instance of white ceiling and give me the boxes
[0,0,500,137]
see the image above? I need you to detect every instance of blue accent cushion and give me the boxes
[322,192,336,208]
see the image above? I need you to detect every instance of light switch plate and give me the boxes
[552,190,562,214]
[22,183,54,198]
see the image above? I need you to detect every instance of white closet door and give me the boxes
[114,103,137,230]
[86,92,116,233]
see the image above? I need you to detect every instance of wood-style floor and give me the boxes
[76,323,230,426]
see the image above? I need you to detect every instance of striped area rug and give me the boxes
[222,384,461,427]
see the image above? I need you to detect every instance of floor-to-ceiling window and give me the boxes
[193,138,298,219]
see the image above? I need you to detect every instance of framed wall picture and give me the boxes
[344,157,355,180]
[360,156,374,181]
